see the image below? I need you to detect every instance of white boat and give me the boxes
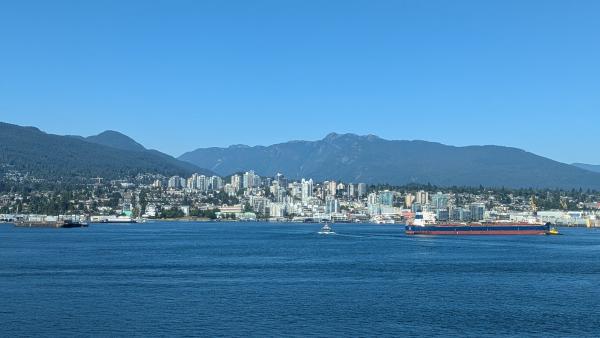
[318,223,335,235]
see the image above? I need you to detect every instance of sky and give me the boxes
[1,0,599,163]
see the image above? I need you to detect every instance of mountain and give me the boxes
[85,130,146,152]
[179,133,600,189]
[0,122,213,180]
[572,163,600,173]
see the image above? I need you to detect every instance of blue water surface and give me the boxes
[1,222,599,337]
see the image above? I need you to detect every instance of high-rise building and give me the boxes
[186,176,197,189]
[253,175,261,188]
[168,176,181,189]
[367,192,377,205]
[327,181,337,196]
[197,175,207,192]
[243,171,256,189]
[347,184,355,199]
[274,187,287,203]
[405,193,415,208]
[188,173,200,189]
[231,174,241,191]
[431,192,449,210]
[325,196,340,214]
[275,173,288,188]
[470,203,485,221]
[301,178,313,202]
[210,176,223,191]
[416,190,429,205]
[378,190,394,206]
[357,183,367,197]
[290,182,302,199]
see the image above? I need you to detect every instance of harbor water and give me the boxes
[1,222,599,337]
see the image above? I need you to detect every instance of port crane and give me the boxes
[560,197,569,211]
[530,195,538,216]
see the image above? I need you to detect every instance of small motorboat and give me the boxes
[318,223,335,235]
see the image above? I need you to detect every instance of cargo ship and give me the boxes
[405,212,551,235]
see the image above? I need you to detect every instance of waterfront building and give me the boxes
[470,203,485,221]
[219,204,243,215]
[269,203,286,218]
[461,209,472,222]
[436,209,450,222]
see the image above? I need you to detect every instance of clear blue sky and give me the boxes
[1,0,598,163]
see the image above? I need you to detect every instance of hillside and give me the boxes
[0,122,212,180]
[180,133,600,189]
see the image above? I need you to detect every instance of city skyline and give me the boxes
[1,1,599,163]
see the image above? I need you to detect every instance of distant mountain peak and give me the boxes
[95,130,127,137]
[323,132,381,142]
[324,132,341,139]
[228,144,251,149]
[85,130,146,152]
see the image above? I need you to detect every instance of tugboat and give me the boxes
[60,219,89,228]
[318,223,335,235]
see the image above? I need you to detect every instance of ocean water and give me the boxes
[1,222,599,337]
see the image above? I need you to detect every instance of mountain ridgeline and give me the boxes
[572,163,600,174]
[0,122,212,181]
[179,133,600,189]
